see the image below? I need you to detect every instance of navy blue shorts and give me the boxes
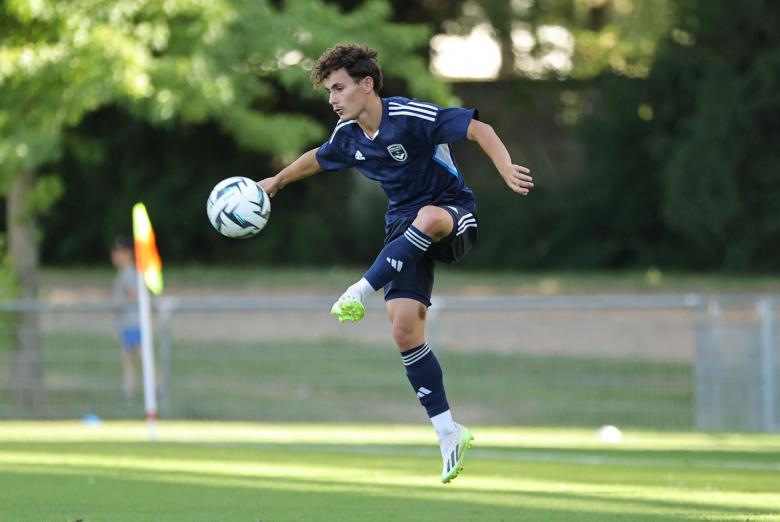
[383,205,478,307]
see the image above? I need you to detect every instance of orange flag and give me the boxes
[132,203,164,295]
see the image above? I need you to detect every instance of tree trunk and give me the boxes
[589,0,610,31]
[8,169,44,415]
[486,1,516,79]
[497,29,515,79]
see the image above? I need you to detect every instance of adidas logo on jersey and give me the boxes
[386,257,403,272]
[416,387,432,398]
[354,150,366,160]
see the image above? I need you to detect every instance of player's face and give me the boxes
[323,68,371,121]
[111,247,133,268]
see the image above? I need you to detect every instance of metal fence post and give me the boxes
[694,299,725,431]
[157,298,175,420]
[758,297,776,432]
[428,296,443,349]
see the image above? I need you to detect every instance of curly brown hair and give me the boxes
[311,44,383,93]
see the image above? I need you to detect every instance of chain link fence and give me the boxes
[0,295,777,431]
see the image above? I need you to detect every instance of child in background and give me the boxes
[111,235,141,401]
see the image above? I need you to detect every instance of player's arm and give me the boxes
[466,119,533,196]
[258,148,322,198]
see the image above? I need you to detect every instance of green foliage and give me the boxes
[0,0,444,179]
[440,0,675,79]
[0,0,452,267]
[539,76,680,269]
[568,0,674,79]
[572,0,780,271]
[650,0,780,269]
[7,0,778,272]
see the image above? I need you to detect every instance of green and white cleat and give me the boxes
[441,423,473,484]
[330,295,365,323]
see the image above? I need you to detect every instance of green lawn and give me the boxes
[0,422,778,521]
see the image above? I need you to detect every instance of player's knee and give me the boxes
[391,324,412,347]
[391,321,420,348]
[413,206,452,241]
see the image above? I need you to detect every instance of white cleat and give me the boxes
[440,423,474,484]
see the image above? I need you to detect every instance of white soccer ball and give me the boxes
[206,176,271,238]
[597,425,623,444]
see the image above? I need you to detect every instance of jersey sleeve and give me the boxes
[315,131,356,171]
[430,106,479,144]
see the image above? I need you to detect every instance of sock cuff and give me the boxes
[401,342,432,366]
[403,226,432,252]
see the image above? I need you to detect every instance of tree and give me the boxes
[439,0,675,79]
[649,0,780,269]
[0,0,451,411]
[573,0,780,271]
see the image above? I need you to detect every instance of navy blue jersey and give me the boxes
[315,97,478,230]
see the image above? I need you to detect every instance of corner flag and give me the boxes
[131,202,162,439]
[132,203,163,295]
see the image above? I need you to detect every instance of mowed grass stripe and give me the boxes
[0,422,779,521]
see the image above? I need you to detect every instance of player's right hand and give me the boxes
[258,177,280,198]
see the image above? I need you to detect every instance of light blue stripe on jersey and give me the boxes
[432,144,459,177]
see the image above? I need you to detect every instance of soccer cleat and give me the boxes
[330,295,365,323]
[441,423,474,484]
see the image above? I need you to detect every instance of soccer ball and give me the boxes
[206,176,271,238]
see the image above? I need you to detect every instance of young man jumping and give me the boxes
[259,44,533,483]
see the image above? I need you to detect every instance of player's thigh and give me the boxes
[386,298,427,351]
[383,255,435,306]
[121,348,136,366]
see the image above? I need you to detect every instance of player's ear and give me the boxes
[361,76,374,93]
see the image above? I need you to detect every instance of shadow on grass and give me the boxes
[0,446,777,522]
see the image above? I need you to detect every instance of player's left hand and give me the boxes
[502,164,533,195]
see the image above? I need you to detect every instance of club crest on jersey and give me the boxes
[387,144,408,162]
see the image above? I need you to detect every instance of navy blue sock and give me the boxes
[363,225,431,290]
[402,343,450,418]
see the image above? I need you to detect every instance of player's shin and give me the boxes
[332,225,433,323]
[401,342,456,437]
[363,225,431,289]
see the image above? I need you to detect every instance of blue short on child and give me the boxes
[121,328,141,350]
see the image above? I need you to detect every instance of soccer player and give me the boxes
[259,44,533,483]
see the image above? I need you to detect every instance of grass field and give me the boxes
[4,268,776,519]
[0,422,778,521]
